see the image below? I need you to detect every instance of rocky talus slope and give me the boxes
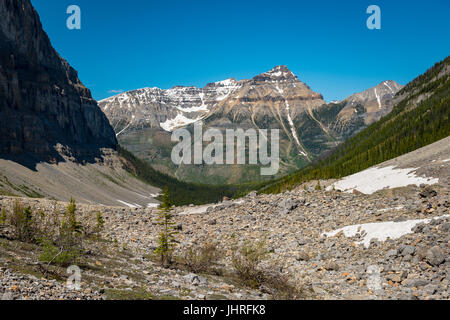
[0,150,160,208]
[1,181,448,300]
[2,135,448,300]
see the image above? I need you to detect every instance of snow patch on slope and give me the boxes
[383,81,395,94]
[117,200,142,208]
[176,92,209,113]
[263,66,295,81]
[213,79,241,101]
[116,122,133,137]
[275,85,307,157]
[374,88,382,110]
[327,166,439,194]
[160,113,202,132]
[323,215,450,247]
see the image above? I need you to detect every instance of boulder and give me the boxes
[425,246,445,266]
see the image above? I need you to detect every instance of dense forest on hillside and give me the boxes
[118,145,262,206]
[260,56,450,194]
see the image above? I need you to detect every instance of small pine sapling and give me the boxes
[154,187,178,267]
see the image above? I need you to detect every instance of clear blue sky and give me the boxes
[31,0,450,102]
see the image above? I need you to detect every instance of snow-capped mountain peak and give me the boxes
[98,66,315,134]
[253,65,298,83]
[99,77,245,133]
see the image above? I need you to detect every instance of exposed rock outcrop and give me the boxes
[329,80,404,138]
[0,0,117,166]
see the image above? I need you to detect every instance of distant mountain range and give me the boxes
[100,66,403,184]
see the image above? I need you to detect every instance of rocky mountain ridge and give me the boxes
[329,80,404,137]
[0,0,162,207]
[99,65,325,139]
[0,0,117,166]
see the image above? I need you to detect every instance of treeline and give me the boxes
[259,56,450,194]
[117,145,261,206]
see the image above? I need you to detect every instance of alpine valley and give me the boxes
[99,66,403,185]
[1,0,450,303]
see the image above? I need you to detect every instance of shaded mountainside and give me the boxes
[100,66,402,185]
[0,0,117,167]
[261,56,450,194]
[0,0,162,207]
[0,0,245,207]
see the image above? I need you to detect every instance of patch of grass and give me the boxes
[18,185,44,198]
[39,239,82,267]
[105,288,153,300]
[0,189,18,197]
[231,239,267,288]
[98,171,123,187]
[0,208,6,224]
[207,294,228,300]
[179,288,191,297]
[0,239,63,281]
[155,295,180,300]
[0,175,42,198]
[142,252,158,262]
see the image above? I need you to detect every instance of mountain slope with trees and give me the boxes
[260,56,450,194]
[118,145,263,206]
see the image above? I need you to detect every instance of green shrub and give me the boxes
[0,208,6,225]
[39,238,81,267]
[39,198,83,267]
[9,201,35,242]
[96,211,105,234]
[65,198,82,234]
[231,239,267,288]
[231,239,305,299]
[181,242,222,274]
[315,181,322,191]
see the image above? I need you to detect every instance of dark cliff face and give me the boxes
[0,0,117,165]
